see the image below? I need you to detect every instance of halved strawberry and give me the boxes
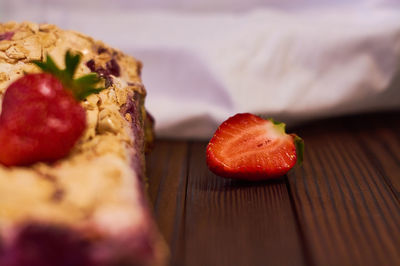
[206,113,304,180]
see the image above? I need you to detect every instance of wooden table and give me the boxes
[146,111,400,266]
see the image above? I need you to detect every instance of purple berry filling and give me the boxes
[0,32,14,41]
[0,237,3,256]
[97,47,107,54]
[106,59,120,77]
[86,57,121,88]
[121,92,145,182]
[86,59,96,72]
[0,224,92,266]
[0,221,159,266]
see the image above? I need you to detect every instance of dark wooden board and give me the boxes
[146,111,400,266]
[287,115,400,266]
[146,140,189,265]
[178,142,306,266]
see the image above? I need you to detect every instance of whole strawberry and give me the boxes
[0,51,103,166]
[206,113,304,180]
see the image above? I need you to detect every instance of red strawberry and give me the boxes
[0,51,104,166]
[206,113,304,180]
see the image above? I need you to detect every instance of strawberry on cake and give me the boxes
[0,22,166,266]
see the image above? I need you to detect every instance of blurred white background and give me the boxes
[1,0,400,138]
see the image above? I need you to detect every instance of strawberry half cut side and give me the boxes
[206,113,304,180]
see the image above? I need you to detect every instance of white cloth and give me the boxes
[1,0,400,138]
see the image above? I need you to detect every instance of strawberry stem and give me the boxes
[33,51,104,101]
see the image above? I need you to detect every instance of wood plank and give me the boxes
[345,112,400,200]
[356,127,400,199]
[287,115,400,266]
[146,140,189,265]
[176,142,307,266]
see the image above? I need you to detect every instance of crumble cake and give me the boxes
[0,21,165,266]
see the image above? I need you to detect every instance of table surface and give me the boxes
[146,111,400,266]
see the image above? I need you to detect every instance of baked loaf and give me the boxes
[0,22,165,266]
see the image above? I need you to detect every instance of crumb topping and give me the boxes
[0,22,147,232]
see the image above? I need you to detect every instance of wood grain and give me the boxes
[345,112,400,200]
[147,112,400,266]
[176,142,306,266]
[287,114,400,266]
[146,140,189,265]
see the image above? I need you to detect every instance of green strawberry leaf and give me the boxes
[73,73,104,101]
[74,73,102,86]
[32,51,104,101]
[293,135,304,166]
[64,51,80,79]
[268,118,286,134]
